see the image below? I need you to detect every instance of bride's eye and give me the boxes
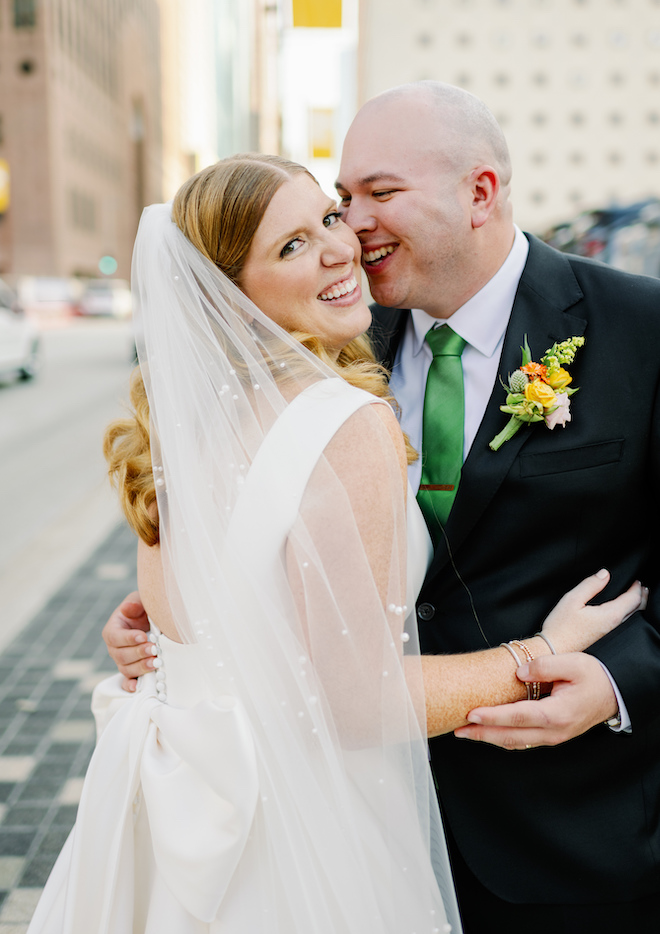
[280,237,304,257]
[323,211,342,228]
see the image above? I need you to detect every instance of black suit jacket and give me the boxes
[371,234,660,904]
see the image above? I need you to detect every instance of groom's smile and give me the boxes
[362,243,398,266]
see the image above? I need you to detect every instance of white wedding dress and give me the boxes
[27,381,457,934]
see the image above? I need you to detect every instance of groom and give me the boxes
[103,84,660,931]
[334,82,660,932]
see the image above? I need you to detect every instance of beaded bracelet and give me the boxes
[509,640,541,700]
[500,640,540,700]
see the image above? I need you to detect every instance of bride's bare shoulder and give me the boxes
[322,398,408,490]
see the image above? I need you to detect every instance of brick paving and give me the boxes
[0,523,137,932]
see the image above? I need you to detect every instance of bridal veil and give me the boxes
[129,202,459,933]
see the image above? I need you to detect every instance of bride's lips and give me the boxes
[362,243,398,273]
[317,273,361,305]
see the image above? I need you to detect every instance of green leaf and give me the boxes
[521,335,532,365]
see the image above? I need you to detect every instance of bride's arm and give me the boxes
[419,577,642,737]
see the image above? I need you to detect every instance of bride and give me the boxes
[28,155,642,934]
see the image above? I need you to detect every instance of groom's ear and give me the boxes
[468,165,500,229]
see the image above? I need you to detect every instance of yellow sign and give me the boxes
[0,160,9,214]
[292,0,341,28]
[310,109,334,159]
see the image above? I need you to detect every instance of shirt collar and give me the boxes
[409,225,529,359]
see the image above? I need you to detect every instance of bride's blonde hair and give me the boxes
[104,154,415,545]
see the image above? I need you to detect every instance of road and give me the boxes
[0,318,136,645]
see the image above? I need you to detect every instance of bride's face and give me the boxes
[240,174,371,358]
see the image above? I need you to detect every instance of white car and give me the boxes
[0,278,40,383]
[78,279,133,318]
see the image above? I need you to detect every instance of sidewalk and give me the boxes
[0,522,137,933]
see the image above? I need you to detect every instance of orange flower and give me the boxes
[521,362,549,382]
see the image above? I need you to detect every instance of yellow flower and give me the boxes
[525,379,557,410]
[547,367,572,391]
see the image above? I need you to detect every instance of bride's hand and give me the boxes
[541,569,647,654]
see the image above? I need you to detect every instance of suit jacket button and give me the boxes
[417,603,435,621]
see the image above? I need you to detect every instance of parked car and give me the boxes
[15,275,83,321]
[541,197,660,278]
[77,279,133,318]
[0,278,40,383]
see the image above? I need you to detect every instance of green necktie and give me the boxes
[416,325,467,542]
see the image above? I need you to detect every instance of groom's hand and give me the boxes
[102,592,153,692]
[454,653,619,749]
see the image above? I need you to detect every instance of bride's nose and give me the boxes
[321,235,355,267]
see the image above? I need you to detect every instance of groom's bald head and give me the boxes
[336,81,515,318]
[351,81,511,192]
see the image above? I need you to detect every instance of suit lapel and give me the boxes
[368,305,407,371]
[426,236,588,579]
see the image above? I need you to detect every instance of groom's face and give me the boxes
[336,99,473,318]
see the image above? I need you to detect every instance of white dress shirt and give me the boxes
[389,225,630,732]
[391,225,529,490]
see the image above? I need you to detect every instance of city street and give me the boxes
[0,319,136,647]
[0,318,139,929]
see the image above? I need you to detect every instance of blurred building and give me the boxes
[0,0,168,278]
[280,0,358,197]
[0,0,280,280]
[357,0,660,232]
[214,0,280,158]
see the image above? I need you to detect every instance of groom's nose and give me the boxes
[342,197,377,236]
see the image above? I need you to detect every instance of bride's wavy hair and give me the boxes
[104,154,416,545]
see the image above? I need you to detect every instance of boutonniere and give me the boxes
[489,335,585,451]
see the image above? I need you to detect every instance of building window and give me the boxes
[529,191,546,204]
[70,190,96,232]
[530,152,546,164]
[568,151,584,164]
[14,0,36,28]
